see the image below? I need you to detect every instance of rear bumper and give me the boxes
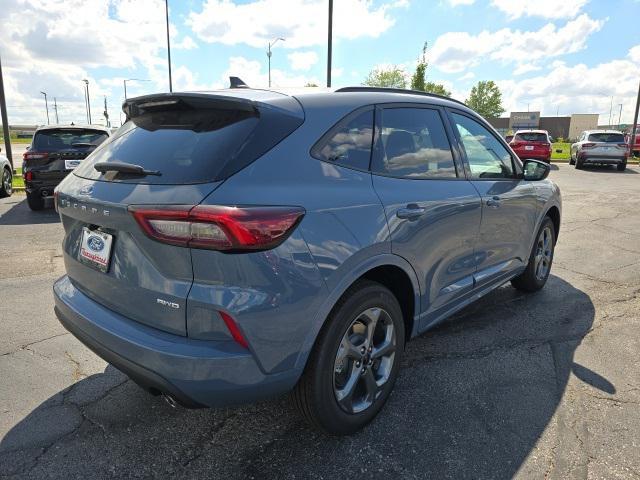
[580,155,626,165]
[53,275,300,408]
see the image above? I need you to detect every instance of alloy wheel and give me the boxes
[2,169,12,195]
[534,226,553,281]
[333,307,396,414]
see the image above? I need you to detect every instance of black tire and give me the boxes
[575,158,583,169]
[292,280,405,435]
[569,155,575,166]
[617,163,626,172]
[26,191,45,210]
[511,217,556,293]
[0,167,12,198]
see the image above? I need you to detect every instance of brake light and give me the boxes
[23,152,48,161]
[582,143,596,148]
[219,311,249,349]
[24,171,33,181]
[129,205,305,251]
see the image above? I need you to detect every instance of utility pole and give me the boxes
[53,97,59,123]
[617,103,622,129]
[40,91,49,125]
[165,0,173,92]
[609,96,613,127]
[327,0,333,88]
[629,81,640,158]
[0,53,13,169]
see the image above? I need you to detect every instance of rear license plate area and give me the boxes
[79,227,113,273]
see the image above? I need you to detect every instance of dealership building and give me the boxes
[487,112,599,141]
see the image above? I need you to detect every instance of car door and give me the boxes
[370,104,482,331]
[448,110,538,288]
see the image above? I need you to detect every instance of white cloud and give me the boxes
[430,14,604,73]
[223,56,320,89]
[491,0,589,19]
[458,71,475,81]
[174,36,198,50]
[629,44,640,63]
[513,63,542,75]
[498,58,640,122]
[288,51,319,71]
[186,0,407,49]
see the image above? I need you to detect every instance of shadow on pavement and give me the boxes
[580,165,638,174]
[0,275,602,478]
[0,197,59,225]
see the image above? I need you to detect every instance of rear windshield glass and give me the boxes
[73,108,259,184]
[588,133,625,143]
[33,129,108,151]
[514,132,548,142]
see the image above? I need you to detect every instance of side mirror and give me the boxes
[26,145,31,151]
[555,149,563,153]
[523,159,550,181]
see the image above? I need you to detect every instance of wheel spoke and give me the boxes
[337,336,361,363]
[371,338,395,360]
[361,308,381,347]
[363,369,378,402]
[335,364,360,411]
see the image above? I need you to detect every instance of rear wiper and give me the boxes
[94,162,161,176]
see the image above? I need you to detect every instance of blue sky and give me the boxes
[1,0,639,125]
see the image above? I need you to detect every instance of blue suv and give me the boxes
[53,86,561,434]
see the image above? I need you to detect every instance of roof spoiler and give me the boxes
[122,92,255,119]
[229,76,249,89]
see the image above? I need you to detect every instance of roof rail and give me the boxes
[335,86,468,108]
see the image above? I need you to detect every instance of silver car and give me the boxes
[0,147,12,197]
[570,130,629,171]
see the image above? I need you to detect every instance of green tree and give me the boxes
[410,42,451,96]
[305,82,319,87]
[465,80,505,118]
[364,66,407,88]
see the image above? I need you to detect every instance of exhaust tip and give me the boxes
[162,393,178,408]
[41,190,49,197]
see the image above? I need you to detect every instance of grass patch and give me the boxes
[0,136,32,144]
[551,143,571,160]
[11,167,24,189]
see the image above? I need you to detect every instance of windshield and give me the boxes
[588,133,625,143]
[515,132,548,143]
[32,129,108,151]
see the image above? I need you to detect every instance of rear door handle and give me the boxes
[486,196,501,208]
[396,204,426,220]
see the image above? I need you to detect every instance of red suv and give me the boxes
[625,132,639,157]
[510,130,552,163]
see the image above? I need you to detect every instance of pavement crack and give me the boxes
[64,351,88,381]
[0,332,70,357]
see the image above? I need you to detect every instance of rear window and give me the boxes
[588,133,625,143]
[74,108,260,184]
[514,132,548,143]
[33,129,108,151]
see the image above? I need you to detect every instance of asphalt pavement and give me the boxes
[1,164,639,479]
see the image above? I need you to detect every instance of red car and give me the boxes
[624,132,640,157]
[509,130,552,163]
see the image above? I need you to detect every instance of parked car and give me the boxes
[624,131,640,157]
[22,125,110,210]
[570,130,629,171]
[0,147,12,198]
[509,129,552,163]
[53,86,561,435]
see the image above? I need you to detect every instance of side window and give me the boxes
[311,109,373,171]
[371,107,457,179]
[452,113,515,179]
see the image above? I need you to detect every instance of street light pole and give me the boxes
[165,0,173,92]
[267,37,285,88]
[629,81,640,158]
[609,95,613,127]
[327,0,333,88]
[0,53,13,169]
[40,91,49,125]
[83,79,92,124]
[617,103,623,129]
[53,97,59,124]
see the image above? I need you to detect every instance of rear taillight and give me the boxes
[24,171,33,181]
[582,143,596,148]
[23,152,48,161]
[130,205,305,251]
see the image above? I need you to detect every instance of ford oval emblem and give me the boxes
[87,236,104,252]
[79,185,93,196]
